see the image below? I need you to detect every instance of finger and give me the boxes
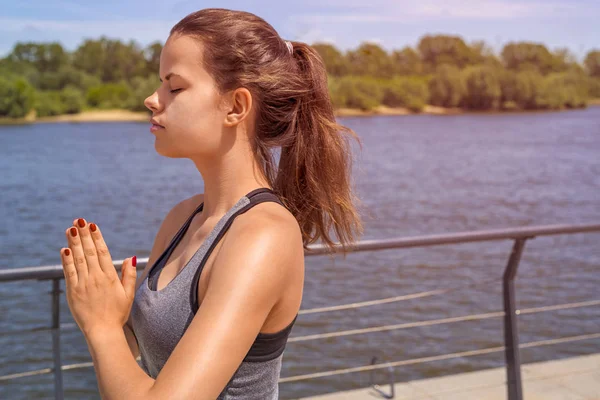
[66,226,88,283]
[60,248,78,288]
[122,257,138,301]
[88,222,119,280]
[74,218,104,277]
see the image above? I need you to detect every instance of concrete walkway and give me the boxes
[299,353,600,400]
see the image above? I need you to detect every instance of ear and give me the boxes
[223,87,253,128]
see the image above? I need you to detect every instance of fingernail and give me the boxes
[70,227,78,237]
[90,223,97,232]
[65,249,70,256]
[132,256,137,267]
[77,218,86,228]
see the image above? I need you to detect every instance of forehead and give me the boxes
[160,35,208,79]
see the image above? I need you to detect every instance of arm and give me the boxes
[86,213,301,400]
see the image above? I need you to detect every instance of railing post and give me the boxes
[503,238,528,400]
[51,279,64,400]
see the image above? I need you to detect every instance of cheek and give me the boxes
[163,94,224,155]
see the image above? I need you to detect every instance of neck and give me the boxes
[190,143,271,220]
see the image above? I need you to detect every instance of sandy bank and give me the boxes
[1,101,597,125]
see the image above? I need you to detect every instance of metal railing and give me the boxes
[1,222,599,400]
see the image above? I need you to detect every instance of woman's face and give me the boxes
[144,34,227,159]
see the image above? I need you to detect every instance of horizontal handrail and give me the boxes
[1,222,598,400]
[2,223,599,282]
[305,223,600,255]
[279,332,600,383]
[2,331,598,383]
[289,299,600,342]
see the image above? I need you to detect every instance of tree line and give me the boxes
[1,35,599,118]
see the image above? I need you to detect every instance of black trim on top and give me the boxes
[189,187,284,314]
[147,201,205,291]
[186,187,298,362]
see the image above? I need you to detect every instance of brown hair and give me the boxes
[170,8,363,255]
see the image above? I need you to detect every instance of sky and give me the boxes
[1,0,599,61]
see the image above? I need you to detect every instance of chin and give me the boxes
[155,140,184,158]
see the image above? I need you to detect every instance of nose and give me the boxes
[144,90,162,113]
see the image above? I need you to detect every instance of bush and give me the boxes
[428,64,465,108]
[537,72,588,109]
[0,77,36,118]
[327,75,346,109]
[60,86,84,114]
[35,91,64,117]
[512,70,544,109]
[589,78,600,99]
[126,75,159,111]
[331,76,384,110]
[381,77,428,112]
[462,65,502,110]
[86,82,132,109]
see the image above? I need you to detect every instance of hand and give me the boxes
[60,218,138,337]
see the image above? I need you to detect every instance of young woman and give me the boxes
[60,8,362,399]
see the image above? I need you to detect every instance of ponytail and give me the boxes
[275,42,364,255]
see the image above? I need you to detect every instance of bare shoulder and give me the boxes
[218,200,304,276]
[240,201,302,245]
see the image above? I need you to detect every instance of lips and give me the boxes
[150,117,164,128]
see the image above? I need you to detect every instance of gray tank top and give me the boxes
[130,188,298,399]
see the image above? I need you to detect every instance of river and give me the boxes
[1,108,599,399]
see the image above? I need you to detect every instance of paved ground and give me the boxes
[298,353,600,400]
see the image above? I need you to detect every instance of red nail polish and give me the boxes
[77,218,85,228]
[65,249,70,256]
[132,256,137,267]
[70,227,77,237]
[90,223,97,232]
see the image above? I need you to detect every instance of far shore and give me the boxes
[1,101,599,125]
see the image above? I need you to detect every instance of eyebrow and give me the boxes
[159,72,182,83]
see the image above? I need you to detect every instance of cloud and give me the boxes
[291,0,580,23]
[0,18,174,50]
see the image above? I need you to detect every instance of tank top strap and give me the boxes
[148,201,205,287]
[245,187,289,211]
[189,187,288,314]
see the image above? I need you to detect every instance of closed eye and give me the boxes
[170,88,183,94]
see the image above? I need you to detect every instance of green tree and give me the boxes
[0,77,36,118]
[8,42,68,72]
[127,75,159,111]
[588,78,600,99]
[60,86,85,114]
[462,66,502,110]
[537,72,588,109]
[390,47,423,75]
[346,42,394,79]
[428,64,465,108]
[501,42,556,75]
[73,37,146,83]
[551,47,577,73]
[470,40,502,68]
[72,39,106,77]
[331,76,383,110]
[418,35,477,71]
[144,41,163,77]
[312,43,348,77]
[381,77,428,112]
[102,39,147,82]
[35,91,65,117]
[86,82,132,109]
[584,50,600,78]
[512,70,544,109]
